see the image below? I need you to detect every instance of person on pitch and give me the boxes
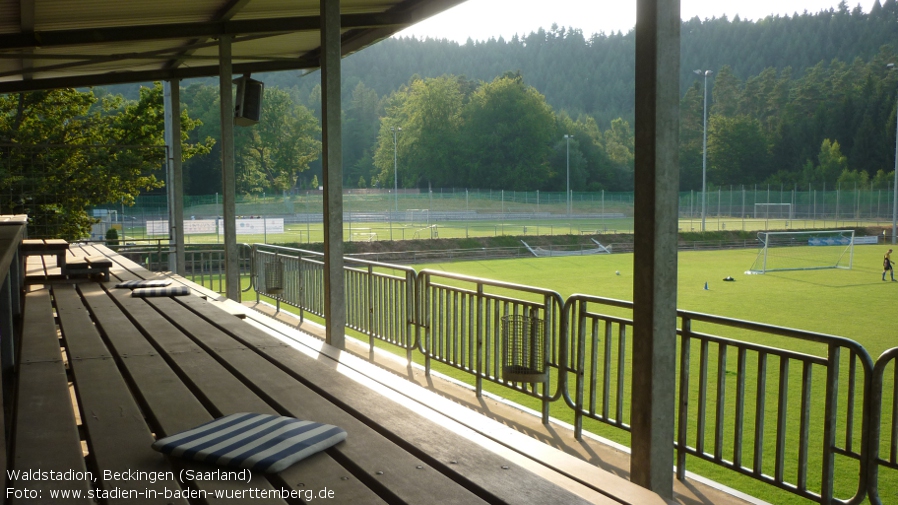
[885,248,896,282]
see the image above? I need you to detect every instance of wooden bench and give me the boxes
[64,255,112,282]
[6,250,610,505]
[20,239,68,270]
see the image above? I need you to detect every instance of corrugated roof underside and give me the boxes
[35,0,223,30]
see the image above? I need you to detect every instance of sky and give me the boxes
[396,0,880,43]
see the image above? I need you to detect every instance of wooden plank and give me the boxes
[103,285,386,504]
[24,254,45,282]
[146,296,491,505]
[11,287,91,505]
[77,283,288,505]
[244,308,666,505]
[175,295,600,505]
[85,243,249,318]
[52,284,188,505]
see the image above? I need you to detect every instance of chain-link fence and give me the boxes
[86,184,896,244]
[0,143,167,240]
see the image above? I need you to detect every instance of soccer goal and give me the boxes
[747,230,854,274]
[753,203,793,220]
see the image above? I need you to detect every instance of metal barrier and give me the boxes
[252,244,419,361]
[869,348,898,505]
[416,269,565,423]
[244,242,890,503]
[562,295,635,436]
[114,240,254,294]
[563,294,873,505]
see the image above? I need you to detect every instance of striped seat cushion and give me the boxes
[116,279,173,289]
[131,286,190,297]
[152,413,347,473]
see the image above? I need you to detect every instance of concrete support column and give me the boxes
[631,0,680,498]
[320,0,345,348]
[219,35,240,301]
[164,79,185,276]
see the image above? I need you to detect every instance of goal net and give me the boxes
[753,203,792,220]
[747,230,854,274]
[521,239,611,258]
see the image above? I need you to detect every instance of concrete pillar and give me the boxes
[631,0,680,498]
[164,80,186,276]
[219,36,240,301]
[320,0,345,348]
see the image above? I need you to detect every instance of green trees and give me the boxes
[235,88,321,194]
[370,74,629,191]
[0,84,210,239]
[461,75,555,190]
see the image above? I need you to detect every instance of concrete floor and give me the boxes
[244,300,766,505]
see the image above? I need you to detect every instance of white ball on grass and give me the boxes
[615,271,620,275]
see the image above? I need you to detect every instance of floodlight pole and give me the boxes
[392,126,401,214]
[891,64,898,244]
[695,69,712,232]
[564,134,571,219]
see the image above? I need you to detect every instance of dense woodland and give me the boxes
[55,1,898,196]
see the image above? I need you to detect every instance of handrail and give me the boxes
[243,242,886,504]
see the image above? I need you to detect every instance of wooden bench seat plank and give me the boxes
[176,295,599,505]
[52,284,188,505]
[76,283,289,505]
[146,297,489,505]
[104,287,388,504]
[19,286,62,364]
[11,288,91,504]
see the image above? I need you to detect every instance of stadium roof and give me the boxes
[0,0,464,94]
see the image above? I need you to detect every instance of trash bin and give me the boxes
[501,315,547,383]
[264,259,284,295]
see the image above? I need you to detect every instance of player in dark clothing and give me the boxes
[885,249,896,282]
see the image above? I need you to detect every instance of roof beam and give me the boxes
[164,0,253,71]
[0,33,283,80]
[19,0,34,79]
[0,57,319,94]
[0,13,412,51]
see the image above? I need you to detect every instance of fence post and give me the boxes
[677,316,691,480]
[821,343,840,504]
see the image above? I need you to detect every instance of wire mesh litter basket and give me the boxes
[264,259,284,295]
[501,315,547,383]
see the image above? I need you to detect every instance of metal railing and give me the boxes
[869,348,898,505]
[416,269,565,422]
[252,244,419,361]
[562,294,873,504]
[115,240,254,293]
[245,242,898,503]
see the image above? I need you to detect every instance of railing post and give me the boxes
[573,299,587,438]
[540,302,550,425]
[368,264,375,361]
[677,316,691,480]
[821,343,840,504]
[476,283,484,397]
[254,245,260,303]
[422,273,431,375]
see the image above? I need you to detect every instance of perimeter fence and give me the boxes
[90,184,898,243]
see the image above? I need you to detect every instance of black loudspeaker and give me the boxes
[234,75,264,126]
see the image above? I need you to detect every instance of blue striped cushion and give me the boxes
[131,286,190,297]
[116,279,172,289]
[151,413,347,473]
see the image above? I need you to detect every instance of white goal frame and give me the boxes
[753,203,793,220]
[747,229,854,274]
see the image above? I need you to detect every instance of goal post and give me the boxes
[753,202,793,220]
[747,230,854,274]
